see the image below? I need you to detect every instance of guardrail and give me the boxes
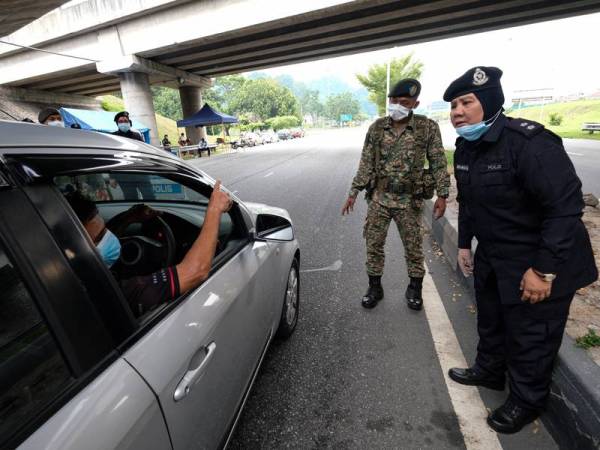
[582,123,600,134]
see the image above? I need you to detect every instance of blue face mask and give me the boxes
[456,121,490,141]
[118,123,131,133]
[455,109,503,141]
[97,229,121,268]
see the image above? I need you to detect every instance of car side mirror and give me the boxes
[255,214,294,241]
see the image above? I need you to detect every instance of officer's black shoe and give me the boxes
[448,367,505,391]
[405,277,423,310]
[362,276,384,309]
[487,399,539,434]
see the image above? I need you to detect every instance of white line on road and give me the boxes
[422,273,503,450]
[264,171,274,178]
[301,259,342,273]
[567,152,584,156]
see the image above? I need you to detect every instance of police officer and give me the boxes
[342,79,450,310]
[38,107,64,127]
[112,111,144,142]
[444,67,598,433]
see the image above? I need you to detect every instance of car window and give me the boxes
[0,242,73,446]
[55,173,208,203]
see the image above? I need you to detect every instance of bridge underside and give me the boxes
[7,0,600,96]
[0,1,69,37]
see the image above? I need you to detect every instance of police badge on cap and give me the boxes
[443,66,503,102]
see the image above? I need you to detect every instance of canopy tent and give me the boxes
[59,107,151,143]
[176,103,238,128]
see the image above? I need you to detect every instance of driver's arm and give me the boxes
[176,181,232,294]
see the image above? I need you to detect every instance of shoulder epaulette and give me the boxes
[505,117,545,138]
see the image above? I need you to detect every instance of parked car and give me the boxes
[290,128,305,139]
[260,131,279,144]
[277,129,292,140]
[0,120,300,450]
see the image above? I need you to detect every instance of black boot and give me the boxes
[362,275,384,309]
[405,277,423,310]
[487,399,539,434]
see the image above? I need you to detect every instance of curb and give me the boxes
[423,199,600,449]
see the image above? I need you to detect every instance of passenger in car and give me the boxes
[65,182,232,317]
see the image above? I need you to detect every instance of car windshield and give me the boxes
[54,173,208,204]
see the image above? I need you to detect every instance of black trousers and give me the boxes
[474,272,573,411]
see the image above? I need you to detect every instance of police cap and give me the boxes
[388,78,421,98]
[114,111,132,124]
[443,66,503,102]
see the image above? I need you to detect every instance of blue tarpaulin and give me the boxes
[177,103,238,128]
[59,107,151,143]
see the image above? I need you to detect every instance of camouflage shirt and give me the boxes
[349,114,450,208]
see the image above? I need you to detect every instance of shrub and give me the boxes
[548,113,563,126]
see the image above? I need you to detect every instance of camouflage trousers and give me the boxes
[363,200,425,278]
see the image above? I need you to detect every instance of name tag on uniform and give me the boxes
[456,164,469,172]
[486,163,504,171]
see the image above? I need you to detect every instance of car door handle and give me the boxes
[173,342,217,402]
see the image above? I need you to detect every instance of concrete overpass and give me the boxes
[2,0,600,144]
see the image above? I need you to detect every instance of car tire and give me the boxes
[275,258,299,339]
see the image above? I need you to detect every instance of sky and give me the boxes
[258,12,600,107]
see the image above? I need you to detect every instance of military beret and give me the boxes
[38,107,61,124]
[388,78,421,98]
[443,67,503,102]
[114,111,132,123]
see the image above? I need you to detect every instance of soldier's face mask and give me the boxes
[387,103,411,121]
[118,122,131,133]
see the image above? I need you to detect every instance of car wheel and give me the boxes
[276,258,299,339]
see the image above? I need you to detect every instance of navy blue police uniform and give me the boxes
[454,114,597,411]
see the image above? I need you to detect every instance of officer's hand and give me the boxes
[127,204,162,222]
[433,197,447,220]
[208,180,232,213]
[520,268,552,303]
[457,248,473,277]
[341,196,356,216]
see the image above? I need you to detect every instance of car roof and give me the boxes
[0,120,174,159]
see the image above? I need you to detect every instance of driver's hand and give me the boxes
[209,180,232,213]
[127,204,161,222]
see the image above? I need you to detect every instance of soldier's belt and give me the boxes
[377,177,415,195]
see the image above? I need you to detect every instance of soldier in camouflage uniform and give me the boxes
[342,79,450,310]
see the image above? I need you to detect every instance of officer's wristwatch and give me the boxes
[533,269,556,282]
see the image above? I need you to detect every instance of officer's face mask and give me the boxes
[118,122,131,133]
[47,120,65,128]
[456,109,502,141]
[96,229,122,268]
[387,103,411,121]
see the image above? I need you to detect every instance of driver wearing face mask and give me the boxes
[342,79,450,311]
[65,187,232,317]
[112,111,144,142]
[38,107,65,128]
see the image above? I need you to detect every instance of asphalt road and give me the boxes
[440,122,600,195]
[190,128,560,449]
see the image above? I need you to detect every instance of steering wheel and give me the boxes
[117,216,176,275]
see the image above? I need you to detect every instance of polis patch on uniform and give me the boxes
[456,164,469,172]
[486,163,504,171]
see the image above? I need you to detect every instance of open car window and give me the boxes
[52,171,247,323]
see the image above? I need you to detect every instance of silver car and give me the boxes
[0,121,300,449]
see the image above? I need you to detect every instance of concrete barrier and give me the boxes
[423,199,600,449]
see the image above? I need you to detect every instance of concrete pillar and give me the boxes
[118,72,160,146]
[179,86,205,144]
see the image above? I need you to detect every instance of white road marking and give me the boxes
[232,190,239,195]
[264,171,274,178]
[422,272,503,450]
[301,259,342,273]
[567,152,584,156]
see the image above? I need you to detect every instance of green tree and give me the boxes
[229,78,299,120]
[203,74,247,113]
[299,88,324,119]
[152,87,183,121]
[324,92,361,121]
[356,53,423,116]
[265,115,300,131]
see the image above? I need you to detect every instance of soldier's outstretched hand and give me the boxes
[341,196,355,215]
